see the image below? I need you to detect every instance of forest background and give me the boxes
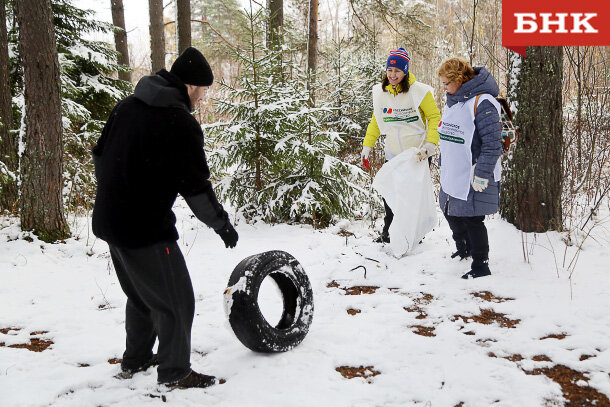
[0,0,608,247]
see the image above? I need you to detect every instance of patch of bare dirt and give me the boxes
[108,358,122,364]
[6,339,53,352]
[476,338,497,346]
[403,293,434,320]
[0,327,21,335]
[327,281,379,295]
[409,325,436,337]
[414,293,434,305]
[344,286,379,295]
[326,280,340,288]
[488,353,524,362]
[346,309,361,315]
[533,355,552,362]
[453,308,520,328]
[336,365,380,383]
[403,306,427,320]
[471,291,514,303]
[580,354,595,361]
[540,333,568,340]
[0,328,53,352]
[524,365,610,406]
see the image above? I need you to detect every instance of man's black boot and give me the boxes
[164,370,217,389]
[115,354,159,380]
[461,258,491,279]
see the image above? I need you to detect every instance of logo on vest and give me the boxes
[383,116,419,123]
[439,132,465,144]
[383,108,393,114]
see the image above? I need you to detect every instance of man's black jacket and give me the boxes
[92,69,228,248]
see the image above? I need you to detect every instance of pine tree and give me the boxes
[322,38,382,163]
[500,47,563,232]
[208,8,367,226]
[15,0,69,242]
[7,0,130,212]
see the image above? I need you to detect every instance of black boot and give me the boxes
[461,258,491,279]
[374,233,390,243]
[164,370,217,389]
[450,238,471,260]
[115,354,159,380]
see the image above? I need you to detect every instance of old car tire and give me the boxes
[224,250,314,352]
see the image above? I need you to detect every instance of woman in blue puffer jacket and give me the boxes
[437,58,502,279]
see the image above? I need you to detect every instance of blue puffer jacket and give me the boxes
[439,67,502,217]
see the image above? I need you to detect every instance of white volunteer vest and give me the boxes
[372,82,432,159]
[439,94,502,201]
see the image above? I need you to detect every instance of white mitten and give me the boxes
[416,142,437,161]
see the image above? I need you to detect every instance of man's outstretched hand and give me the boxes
[217,222,238,248]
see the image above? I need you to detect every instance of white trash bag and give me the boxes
[372,148,437,257]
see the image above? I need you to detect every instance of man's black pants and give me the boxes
[109,241,194,383]
[443,214,489,261]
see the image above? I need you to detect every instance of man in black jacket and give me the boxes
[92,47,237,389]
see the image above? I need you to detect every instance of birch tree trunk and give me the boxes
[500,47,563,232]
[15,0,69,241]
[149,0,165,72]
[0,0,17,212]
[110,0,131,82]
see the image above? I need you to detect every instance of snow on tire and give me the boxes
[224,250,314,352]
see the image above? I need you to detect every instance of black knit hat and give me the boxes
[170,47,214,86]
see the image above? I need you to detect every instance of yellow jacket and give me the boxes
[363,73,440,148]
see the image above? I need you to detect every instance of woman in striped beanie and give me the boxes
[361,47,441,244]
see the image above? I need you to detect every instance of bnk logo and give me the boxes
[502,0,609,56]
[514,13,598,34]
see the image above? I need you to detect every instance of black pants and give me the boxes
[109,241,194,383]
[382,156,432,237]
[444,214,489,261]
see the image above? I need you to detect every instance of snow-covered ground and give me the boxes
[1,199,609,406]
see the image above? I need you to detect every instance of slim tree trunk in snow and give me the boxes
[267,0,283,49]
[307,0,318,76]
[110,0,131,82]
[177,0,191,54]
[149,0,165,72]
[500,47,563,233]
[15,0,69,242]
[0,0,17,212]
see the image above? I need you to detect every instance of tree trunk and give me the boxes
[177,0,191,54]
[15,0,69,242]
[110,0,131,82]
[148,0,165,72]
[0,0,18,212]
[267,0,283,49]
[307,0,318,75]
[500,47,563,233]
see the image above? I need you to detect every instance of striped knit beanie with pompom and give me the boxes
[386,48,410,74]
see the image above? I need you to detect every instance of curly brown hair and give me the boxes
[437,58,475,84]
